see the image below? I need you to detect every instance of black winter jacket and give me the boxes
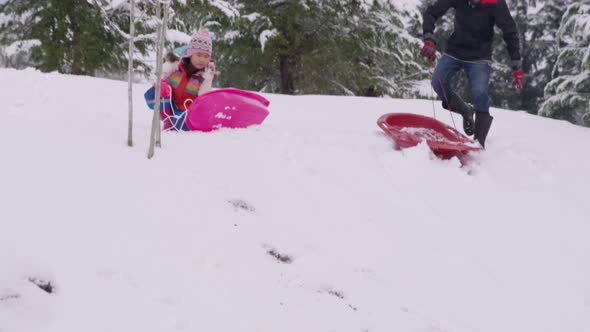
[423,0,521,61]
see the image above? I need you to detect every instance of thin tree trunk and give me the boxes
[69,1,82,75]
[516,0,529,110]
[147,0,166,159]
[279,53,295,94]
[127,0,135,147]
[155,0,169,148]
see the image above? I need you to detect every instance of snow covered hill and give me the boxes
[1,68,589,332]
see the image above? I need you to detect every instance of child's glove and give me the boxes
[160,79,171,98]
[202,61,216,81]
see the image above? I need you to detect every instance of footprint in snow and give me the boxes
[0,293,20,301]
[319,287,358,311]
[266,247,293,264]
[28,277,55,294]
[228,199,256,212]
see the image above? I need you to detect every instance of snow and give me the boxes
[208,0,240,18]
[414,78,434,97]
[1,67,590,332]
[259,29,277,52]
[165,29,191,45]
[223,30,240,42]
[104,0,129,10]
[243,12,261,22]
[0,12,10,25]
[4,40,41,57]
[390,0,421,11]
[354,0,420,12]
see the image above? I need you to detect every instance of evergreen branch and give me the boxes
[92,0,131,39]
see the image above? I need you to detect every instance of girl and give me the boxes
[160,29,216,130]
[166,29,215,111]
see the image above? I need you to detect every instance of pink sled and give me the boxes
[186,88,270,132]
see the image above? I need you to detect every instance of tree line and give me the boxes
[1,0,588,127]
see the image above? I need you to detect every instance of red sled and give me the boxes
[377,113,482,159]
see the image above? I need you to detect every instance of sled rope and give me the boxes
[183,98,193,111]
[160,85,188,131]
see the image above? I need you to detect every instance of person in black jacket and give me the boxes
[420,0,525,148]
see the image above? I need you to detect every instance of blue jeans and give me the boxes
[431,54,491,113]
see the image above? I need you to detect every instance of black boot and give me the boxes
[473,112,493,148]
[445,94,474,136]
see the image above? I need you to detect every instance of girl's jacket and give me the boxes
[166,58,205,111]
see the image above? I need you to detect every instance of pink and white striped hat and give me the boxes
[185,29,213,57]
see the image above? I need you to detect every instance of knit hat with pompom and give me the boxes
[184,29,212,57]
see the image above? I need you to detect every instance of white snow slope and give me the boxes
[1,68,589,332]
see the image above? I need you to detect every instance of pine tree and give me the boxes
[487,0,571,113]
[1,0,109,74]
[170,0,237,36]
[483,0,527,112]
[514,0,570,112]
[0,0,155,76]
[539,1,590,127]
[215,0,424,97]
[95,0,162,78]
[305,0,424,97]
[218,0,316,94]
[169,0,239,85]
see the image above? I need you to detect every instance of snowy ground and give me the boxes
[1,68,589,332]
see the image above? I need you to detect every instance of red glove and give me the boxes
[513,70,525,89]
[420,41,437,63]
[511,60,525,89]
[160,79,172,97]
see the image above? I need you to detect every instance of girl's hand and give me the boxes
[203,61,216,80]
